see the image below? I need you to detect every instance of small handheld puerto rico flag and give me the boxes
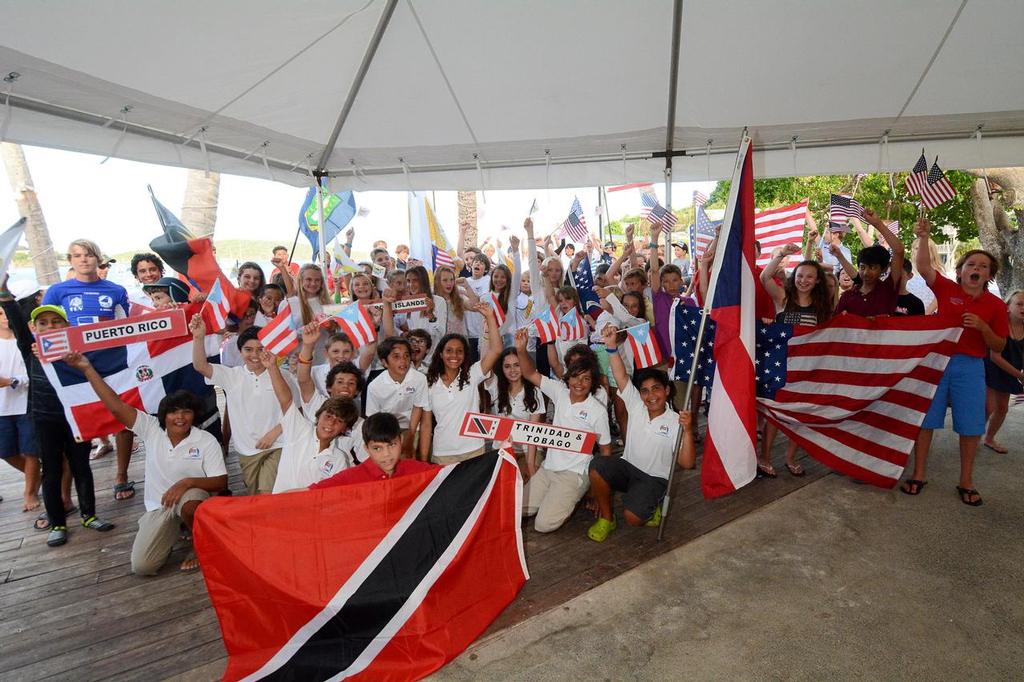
[203,279,232,331]
[258,302,299,357]
[331,302,377,349]
[625,322,662,369]
[558,307,587,343]
[489,292,506,328]
[533,306,558,344]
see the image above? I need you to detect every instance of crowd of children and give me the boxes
[1,206,1021,575]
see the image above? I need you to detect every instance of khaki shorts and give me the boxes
[131,488,209,576]
[431,445,486,465]
[522,467,589,533]
[238,448,282,495]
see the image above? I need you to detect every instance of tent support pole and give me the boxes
[315,171,328,276]
[597,186,604,242]
[315,0,399,173]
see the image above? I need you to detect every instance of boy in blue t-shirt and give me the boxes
[43,239,129,326]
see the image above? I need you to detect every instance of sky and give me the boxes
[0,145,718,260]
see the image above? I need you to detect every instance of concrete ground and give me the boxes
[434,407,1024,681]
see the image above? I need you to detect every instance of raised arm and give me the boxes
[62,352,137,429]
[849,216,875,248]
[509,236,522,300]
[525,218,546,308]
[913,217,936,286]
[828,243,858,281]
[514,328,542,387]
[260,350,293,414]
[476,303,503,375]
[863,209,904,287]
[342,227,355,257]
[804,205,820,261]
[296,323,319,403]
[600,324,629,391]
[648,221,662,292]
[606,234,634,283]
[381,289,398,339]
[189,314,214,379]
[760,244,798,308]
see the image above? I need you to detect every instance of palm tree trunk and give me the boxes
[457,190,478,252]
[0,142,61,285]
[180,169,220,238]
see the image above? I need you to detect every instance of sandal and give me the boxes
[900,479,927,496]
[82,516,116,532]
[785,462,806,477]
[47,526,67,547]
[587,517,616,542]
[645,506,662,528]
[756,462,777,479]
[180,553,200,573]
[33,512,50,531]
[90,444,113,460]
[113,481,136,501]
[956,486,983,507]
[982,441,1008,454]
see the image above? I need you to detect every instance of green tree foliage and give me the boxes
[707,170,977,253]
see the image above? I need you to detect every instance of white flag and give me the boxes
[0,218,26,280]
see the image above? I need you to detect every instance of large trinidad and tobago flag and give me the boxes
[702,135,758,500]
[194,450,528,681]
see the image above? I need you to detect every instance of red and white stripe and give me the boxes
[558,308,587,343]
[693,190,708,206]
[489,292,506,328]
[335,303,377,349]
[905,167,956,210]
[759,316,962,487]
[258,302,299,357]
[753,201,807,268]
[533,306,558,344]
[625,322,662,369]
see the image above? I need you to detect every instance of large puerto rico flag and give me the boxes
[700,134,758,499]
[194,449,528,681]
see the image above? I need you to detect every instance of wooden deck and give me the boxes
[0,428,827,681]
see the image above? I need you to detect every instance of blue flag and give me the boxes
[298,187,357,254]
[571,255,602,320]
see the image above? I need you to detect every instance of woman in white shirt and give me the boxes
[486,347,546,477]
[420,303,502,464]
[402,265,448,360]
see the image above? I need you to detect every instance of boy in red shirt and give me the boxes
[903,218,1008,506]
[310,413,435,488]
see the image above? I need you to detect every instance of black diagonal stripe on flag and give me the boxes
[259,451,500,681]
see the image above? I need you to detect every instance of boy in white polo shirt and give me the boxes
[514,329,611,533]
[63,352,226,574]
[364,337,428,457]
[257,349,360,493]
[190,315,283,494]
[587,325,696,542]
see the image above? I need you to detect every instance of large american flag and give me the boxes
[560,198,588,243]
[905,155,957,209]
[672,309,963,488]
[753,201,807,268]
[642,192,677,233]
[828,193,864,222]
[690,205,719,258]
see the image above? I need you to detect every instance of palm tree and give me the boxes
[180,169,220,238]
[457,190,478,252]
[0,142,60,284]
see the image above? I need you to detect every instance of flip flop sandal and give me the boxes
[33,512,50,531]
[180,553,200,573]
[900,479,927,496]
[756,462,777,479]
[785,462,806,477]
[113,481,136,501]
[982,442,1008,454]
[956,486,983,507]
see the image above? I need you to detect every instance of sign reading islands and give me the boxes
[459,412,596,454]
[36,309,188,362]
[363,296,428,313]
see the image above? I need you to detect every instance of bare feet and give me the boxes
[180,554,200,573]
[22,495,40,512]
[982,440,1008,454]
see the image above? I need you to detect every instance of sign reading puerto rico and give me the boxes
[459,412,596,454]
[36,309,187,362]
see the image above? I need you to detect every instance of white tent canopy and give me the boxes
[1,0,1022,191]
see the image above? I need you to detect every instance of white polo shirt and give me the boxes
[311,362,331,396]
[132,411,226,512]
[538,376,610,476]
[365,368,429,429]
[406,295,449,362]
[486,377,546,422]
[303,392,366,465]
[427,362,490,459]
[619,381,680,479]
[463,274,491,337]
[207,364,284,456]
[272,404,353,493]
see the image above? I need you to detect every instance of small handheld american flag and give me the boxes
[642,193,677,234]
[905,153,956,209]
[560,198,588,243]
[828,194,864,222]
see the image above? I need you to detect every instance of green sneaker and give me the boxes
[587,517,616,542]
[645,506,662,527]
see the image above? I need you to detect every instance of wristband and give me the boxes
[647,242,658,249]
[605,346,618,354]
[296,356,313,365]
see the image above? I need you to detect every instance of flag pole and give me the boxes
[658,132,751,542]
[315,173,327,276]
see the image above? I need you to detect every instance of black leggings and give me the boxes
[36,418,95,527]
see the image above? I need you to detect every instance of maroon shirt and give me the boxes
[309,458,437,488]
[835,277,899,317]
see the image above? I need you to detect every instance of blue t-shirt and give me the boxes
[42,279,129,326]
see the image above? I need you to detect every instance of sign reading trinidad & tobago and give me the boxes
[36,309,188,363]
[459,412,596,453]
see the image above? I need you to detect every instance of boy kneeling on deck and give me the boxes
[62,352,227,574]
[587,325,696,542]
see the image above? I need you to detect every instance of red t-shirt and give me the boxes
[308,458,438,488]
[929,272,1008,357]
[834,276,899,317]
[270,262,301,280]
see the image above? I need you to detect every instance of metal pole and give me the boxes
[286,221,302,266]
[597,186,605,243]
[315,0,399,172]
[315,173,327,276]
